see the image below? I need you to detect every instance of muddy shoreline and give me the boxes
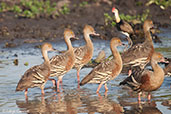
[0,0,171,47]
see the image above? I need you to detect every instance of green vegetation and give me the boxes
[104,13,116,26]
[146,0,171,9]
[104,0,170,26]
[136,1,143,6]
[0,0,71,18]
[119,13,137,22]
[59,4,70,15]
[79,1,88,7]
[0,2,11,12]
[137,9,150,22]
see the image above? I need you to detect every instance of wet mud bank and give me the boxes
[0,0,170,47]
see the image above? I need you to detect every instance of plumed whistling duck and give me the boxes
[73,25,99,83]
[121,20,155,75]
[49,28,78,92]
[120,52,167,103]
[80,37,124,93]
[16,43,55,97]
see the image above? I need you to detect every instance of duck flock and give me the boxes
[15,7,170,104]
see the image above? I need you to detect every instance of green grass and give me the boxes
[59,4,70,15]
[0,0,71,18]
[104,13,116,26]
[79,1,88,7]
[146,0,171,9]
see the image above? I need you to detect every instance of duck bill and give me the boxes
[72,36,79,40]
[93,32,100,36]
[160,58,169,63]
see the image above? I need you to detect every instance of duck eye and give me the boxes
[70,31,74,35]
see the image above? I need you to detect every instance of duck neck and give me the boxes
[65,37,74,52]
[151,59,164,77]
[42,50,50,66]
[114,11,120,23]
[144,28,153,43]
[111,45,122,65]
[84,33,93,49]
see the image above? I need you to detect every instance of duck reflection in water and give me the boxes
[119,100,162,114]
[16,89,124,113]
[16,91,82,113]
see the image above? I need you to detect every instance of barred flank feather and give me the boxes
[16,64,49,91]
[119,66,144,92]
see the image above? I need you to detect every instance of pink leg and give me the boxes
[96,83,103,93]
[128,69,132,76]
[57,77,63,92]
[104,83,108,92]
[138,92,141,104]
[97,92,103,101]
[77,82,80,89]
[57,80,60,92]
[60,79,63,91]
[41,88,45,101]
[41,96,45,103]
[147,93,151,103]
[25,88,28,98]
[41,86,45,95]
[77,69,80,83]
[49,78,57,88]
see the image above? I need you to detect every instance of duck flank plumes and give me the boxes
[121,20,155,75]
[16,43,55,97]
[49,28,78,92]
[120,52,166,103]
[73,25,99,83]
[80,37,124,93]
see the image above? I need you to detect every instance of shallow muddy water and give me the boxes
[0,28,171,114]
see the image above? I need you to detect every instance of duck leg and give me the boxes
[77,69,80,83]
[96,83,103,93]
[25,88,28,98]
[147,92,151,103]
[60,79,63,91]
[57,77,63,92]
[57,80,61,92]
[104,83,108,92]
[49,78,57,88]
[128,69,132,76]
[138,92,141,104]
[41,86,45,95]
